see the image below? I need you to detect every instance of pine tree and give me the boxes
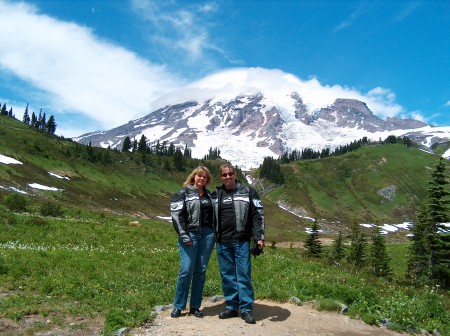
[347,220,367,268]
[30,111,37,127]
[328,230,345,265]
[168,143,175,156]
[260,156,284,184]
[0,103,7,116]
[46,115,57,134]
[122,136,132,152]
[183,144,191,158]
[23,104,30,125]
[304,220,322,257]
[406,204,432,283]
[369,229,392,277]
[406,158,450,287]
[137,135,147,154]
[173,148,183,171]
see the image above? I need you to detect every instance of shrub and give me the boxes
[4,193,29,212]
[39,202,64,217]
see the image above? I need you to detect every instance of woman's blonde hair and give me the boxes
[183,166,213,187]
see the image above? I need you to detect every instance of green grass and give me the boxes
[0,210,448,335]
[267,144,443,226]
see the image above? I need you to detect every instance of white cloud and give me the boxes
[153,67,405,121]
[445,101,450,107]
[131,0,221,62]
[0,0,180,133]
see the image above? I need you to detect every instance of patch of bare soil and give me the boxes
[130,298,408,336]
[0,315,104,336]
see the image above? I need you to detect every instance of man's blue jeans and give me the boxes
[173,227,215,310]
[216,241,254,313]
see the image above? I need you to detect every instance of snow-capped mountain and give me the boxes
[74,68,450,170]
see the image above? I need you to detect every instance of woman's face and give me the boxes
[194,170,208,188]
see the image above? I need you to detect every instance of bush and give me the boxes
[39,202,64,217]
[3,193,29,212]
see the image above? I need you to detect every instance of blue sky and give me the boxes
[0,0,448,138]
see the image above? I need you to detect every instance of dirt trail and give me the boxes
[129,298,407,336]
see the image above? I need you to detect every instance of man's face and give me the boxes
[220,167,236,190]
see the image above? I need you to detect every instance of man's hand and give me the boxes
[251,240,264,256]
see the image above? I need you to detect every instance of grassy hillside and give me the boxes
[1,115,448,243]
[0,116,303,242]
[263,144,444,237]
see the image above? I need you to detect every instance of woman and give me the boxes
[170,165,215,318]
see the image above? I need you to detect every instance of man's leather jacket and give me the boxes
[212,182,265,242]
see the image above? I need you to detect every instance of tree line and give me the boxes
[260,135,417,185]
[278,136,415,163]
[1,102,57,134]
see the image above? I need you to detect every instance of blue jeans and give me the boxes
[216,241,254,313]
[173,227,215,310]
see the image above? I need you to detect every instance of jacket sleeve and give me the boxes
[170,190,191,243]
[250,187,265,241]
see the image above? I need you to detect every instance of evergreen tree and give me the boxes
[406,158,450,287]
[168,143,175,156]
[183,144,191,158]
[86,141,96,162]
[8,107,13,118]
[304,220,322,257]
[41,111,47,129]
[204,147,221,160]
[46,115,57,134]
[122,136,132,152]
[260,156,284,184]
[173,148,183,171]
[138,135,147,154]
[0,103,7,116]
[347,220,367,268]
[369,229,392,277]
[406,205,431,283]
[37,109,43,129]
[23,104,30,125]
[328,230,345,265]
[30,111,37,127]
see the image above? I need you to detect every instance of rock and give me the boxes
[289,296,302,305]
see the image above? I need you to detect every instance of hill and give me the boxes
[1,115,447,243]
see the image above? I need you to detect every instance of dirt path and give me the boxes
[129,298,407,336]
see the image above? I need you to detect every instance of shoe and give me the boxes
[241,311,256,324]
[189,308,204,318]
[218,308,238,319]
[170,308,181,318]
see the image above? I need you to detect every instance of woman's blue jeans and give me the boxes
[173,227,215,310]
[216,241,254,313]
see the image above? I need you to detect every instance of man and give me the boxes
[212,163,265,324]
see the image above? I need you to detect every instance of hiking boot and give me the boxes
[241,311,256,324]
[170,308,181,318]
[218,308,238,319]
[189,308,204,318]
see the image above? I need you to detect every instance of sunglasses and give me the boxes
[221,172,235,177]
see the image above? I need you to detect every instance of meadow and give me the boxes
[0,210,448,335]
